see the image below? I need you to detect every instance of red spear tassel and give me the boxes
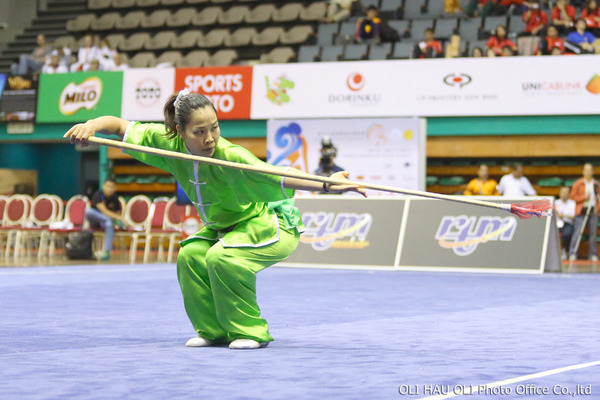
[510,200,553,219]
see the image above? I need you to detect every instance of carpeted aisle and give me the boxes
[1,265,599,400]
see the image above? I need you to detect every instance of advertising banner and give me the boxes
[175,66,252,120]
[251,56,600,118]
[280,197,406,268]
[0,74,38,122]
[121,68,175,121]
[267,118,426,192]
[36,71,123,123]
[398,197,559,272]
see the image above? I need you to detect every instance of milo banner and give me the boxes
[280,197,406,268]
[0,74,38,122]
[36,71,123,123]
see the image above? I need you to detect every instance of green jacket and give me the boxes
[124,121,303,247]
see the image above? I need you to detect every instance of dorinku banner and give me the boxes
[36,71,123,123]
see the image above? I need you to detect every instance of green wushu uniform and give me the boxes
[124,121,304,344]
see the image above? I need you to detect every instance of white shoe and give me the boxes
[569,254,577,261]
[590,255,598,262]
[185,336,214,347]
[561,250,567,261]
[228,339,269,350]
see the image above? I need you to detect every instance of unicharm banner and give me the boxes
[251,56,600,118]
[121,68,175,121]
[267,118,426,193]
[37,71,123,123]
[281,197,560,273]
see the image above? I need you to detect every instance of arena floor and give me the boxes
[1,262,599,400]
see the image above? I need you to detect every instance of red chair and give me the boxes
[0,195,9,257]
[143,197,187,263]
[114,194,152,263]
[47,195,90,258]
[1,195,32,262]
[19,194,62,260]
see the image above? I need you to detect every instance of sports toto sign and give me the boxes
[59,77,102,115]
[175,66,252,119]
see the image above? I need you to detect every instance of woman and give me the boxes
[64,90,365,350]
[486,25,517,56]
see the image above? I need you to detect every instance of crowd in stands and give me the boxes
[11,33,129,75]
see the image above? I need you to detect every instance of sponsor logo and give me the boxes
[59,77,102,116]
[586,74,600,94]
[7,76,33,90]
[184,73,244,113]
[435,215,517,256]
[522,81,581,91]
[265,75,294,105]
[443,73,472,88]
[346,72,365,91]
[267,122,308,172]
[300,211,372,251]
[134,77,161,108]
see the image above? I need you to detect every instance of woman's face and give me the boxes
[496,26,506,37]
[177,106,220,157]
[472,48,483,57]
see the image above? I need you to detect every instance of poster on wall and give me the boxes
[36,71,123,123]
[175,66,252,120]
[121,68,175,121]
[0,74,38,122]
[267,117,426,194]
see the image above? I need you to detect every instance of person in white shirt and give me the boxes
[70,34,100,72]
[555,186,576,260]
[41,54,68,74]
[569,163,600,261]
[497,163,537,196]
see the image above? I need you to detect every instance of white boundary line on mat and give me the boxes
[416,360,600,400]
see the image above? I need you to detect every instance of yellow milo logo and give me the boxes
[59,77,103,115]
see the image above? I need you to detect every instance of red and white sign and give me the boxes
[175,66,252,120]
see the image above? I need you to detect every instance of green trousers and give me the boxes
[176,220,299,344]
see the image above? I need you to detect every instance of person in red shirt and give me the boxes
[552,0,576,34]
[413,28,443,58]
[465,0,498,18]
[582,0,600,33]
[522,2,549,36]
[496,0,526,15]
[486,25,517,56]
[535,25,566,54]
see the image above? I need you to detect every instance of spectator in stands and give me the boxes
[10,34,53,75]
[552,0,576,34]
[551,46,565,54]
[496,0,528,15]
[85,59,101,71]
[321,0,356,23]
[413,28,443,58]
[98,38,117,70]
[85,178,124,261]
[355,5,381,44]
[569,163,600,261]
[471,46,484,57]
[497,163,537,196]
[464,164,499,195]
[566,18,597,52]
[41,54,68,74]
[465,0,497,18]
[536,24,566,54]
[104,53,129,71]
[555,186,576,260]
[445,0,463,15]
[486,25,518,56]
[522,2,549,36]
[70,34,100,72]
[501,44,516,55]
[53,46,72,69]
[582,0,600,34]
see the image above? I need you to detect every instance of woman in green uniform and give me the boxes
[65,90,366,350]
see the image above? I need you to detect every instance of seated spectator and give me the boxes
[445,34,462,57]
[11,34,53,75]
[486,25,518,56]
[413,28,443,58]
[70,34,100,72]
[555,186,576,260]
[464,164,499,196]
[465,0,497,18]
[321,0,355,23]
[501,44,516,55]
[41,54,68,74]
[497,163,537,196]
[471,46,484,57]
[566,18,596,53]
[496,0,528,15]
[84,59,101,71]
[552,0,576,34]
[104,52,129,71]
[582,0,600,35]
[536,25,566,54]
[85,178,124,261]
[355,6,381,44]
[522,2,549,36]
[53,46,72,68]
[444,0,463,15]
[98,38,117,70]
